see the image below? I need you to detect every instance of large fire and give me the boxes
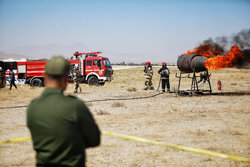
[184,43,223,57]
[184,44,244,70]
[204,45,244,70]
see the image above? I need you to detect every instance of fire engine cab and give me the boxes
[69,51,113,85]
[3,51,113,86]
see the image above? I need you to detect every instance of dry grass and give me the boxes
[0,85,44,107]
[127,87,137,92]
[0,66,250,167]
[169,104,178,112]
[220,128,243,136]
[85,102,93,107]
[94,109,110,115]
[111,102,126,108]
[196,129,207,136]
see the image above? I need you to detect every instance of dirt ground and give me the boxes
[0,66,250,167]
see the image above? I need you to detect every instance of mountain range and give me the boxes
[0,44,153,63]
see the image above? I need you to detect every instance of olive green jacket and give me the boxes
[27,88,100,167]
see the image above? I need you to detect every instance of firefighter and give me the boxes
[73,65,81,94]
[144,62,154,90]
[9,69,17,90]
[27,56,100,167]
[198,71,211,83]
[158,62,170,92]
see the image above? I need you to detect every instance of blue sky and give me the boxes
[0,0,249,63]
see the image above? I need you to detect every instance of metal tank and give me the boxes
[177,54,208,73]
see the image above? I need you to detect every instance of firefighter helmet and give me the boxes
[162,62,167,67]
[146,62,151,66]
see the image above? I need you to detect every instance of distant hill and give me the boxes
[1,44,178,64]
[0,51,27,59]
[0,44,140,63]
[3,44,87,59]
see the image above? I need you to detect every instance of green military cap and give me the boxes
[45,56,70,75]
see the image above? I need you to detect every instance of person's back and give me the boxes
[27,56,100,167]
[9,69,17,90]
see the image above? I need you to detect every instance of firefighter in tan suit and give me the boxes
[144,62,154,90]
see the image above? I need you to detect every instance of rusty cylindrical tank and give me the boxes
[177,54,208,73]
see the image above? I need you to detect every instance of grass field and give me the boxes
[0,66,250,167]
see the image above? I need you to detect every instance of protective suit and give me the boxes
[158,62,170,92]
[144,62,154,90]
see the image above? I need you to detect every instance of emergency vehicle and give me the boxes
[4,51,113,86]
[3,58,28,85]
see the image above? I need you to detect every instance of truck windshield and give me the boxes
[103,59,111,68]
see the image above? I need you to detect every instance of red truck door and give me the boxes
[85,59,93,73]
[93,59,104,76]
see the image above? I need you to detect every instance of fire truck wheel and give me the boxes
[88,76,99,86]
[31,78,43,87]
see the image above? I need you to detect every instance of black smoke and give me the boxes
[241,48,250,68]
[202,29,250,68]
[203,38,225,55]
[232,29,250,49]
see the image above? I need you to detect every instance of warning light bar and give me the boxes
[74,51,102,56]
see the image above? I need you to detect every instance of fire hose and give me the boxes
[156,76,162,91]
[0,92,164,110]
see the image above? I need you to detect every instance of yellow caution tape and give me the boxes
[101,131,250,163]
[1,131,249,163]
[0,136,31,145]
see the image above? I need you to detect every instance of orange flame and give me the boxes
[184,43,223,57]
[204,45,244,70]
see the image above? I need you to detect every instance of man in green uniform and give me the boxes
[73,65,81,94]
[27,56,100,167]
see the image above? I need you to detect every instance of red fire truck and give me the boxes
[4,51,113,86]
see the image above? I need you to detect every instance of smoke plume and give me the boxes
[187,29,250,68]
